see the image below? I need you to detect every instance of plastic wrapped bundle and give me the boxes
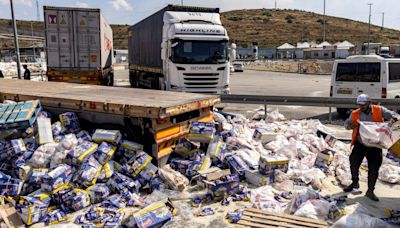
[107,172,141,196]
[29,168,49,185]
[92,129,122,146]
[59,112,81,134]
[15,196,49,225]
[51,134,79,168]
[11,138,27,155]
[74,155,102,187]
[67,189,91,211]
[94,142,116,165]
[76,130,92,144]
[28,143,58,168]
[123,151,152,178]
[101,194,126,209]
[52,121,65,137]
[0,174,23,196]
[188,122,215,143]
[226,155,249,176]
[97,161,115,183]
[359,121,394,149]
[86,184,111,204]
[66,141,98,166]
[41,164,73,193]
[121,140,143,152]
[174,138,199,157]
[158,165,189,191]
[135,162,158,187]
[46,208,67,225]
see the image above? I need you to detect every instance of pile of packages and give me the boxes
[1,99,400,227]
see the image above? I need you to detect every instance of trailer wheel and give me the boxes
[129,72,139,88]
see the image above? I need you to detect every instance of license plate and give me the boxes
[337,89,352,94]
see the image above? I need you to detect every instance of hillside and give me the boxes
[1,8,400,49]
[221,9,400,48]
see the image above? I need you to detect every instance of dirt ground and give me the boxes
[246,60,334,75]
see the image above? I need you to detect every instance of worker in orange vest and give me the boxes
[343,94,398,201]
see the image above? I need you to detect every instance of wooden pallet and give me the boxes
[237,208,328,228]
[0,100,41,130]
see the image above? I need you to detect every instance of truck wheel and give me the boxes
[130,72,139,88]
[337,108,349,117]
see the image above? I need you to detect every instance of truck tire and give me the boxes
[337,108,349,117]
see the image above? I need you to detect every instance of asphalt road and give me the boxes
[114,68,344,121]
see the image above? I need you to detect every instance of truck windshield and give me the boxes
[336,62,381,82]
[172,40,228,64]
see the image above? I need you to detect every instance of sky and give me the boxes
[0,0,399,30]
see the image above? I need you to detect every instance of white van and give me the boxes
[330,55,400,115]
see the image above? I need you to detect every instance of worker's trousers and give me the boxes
[350,140,383,191]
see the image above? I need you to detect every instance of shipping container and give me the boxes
[44,6,114,85]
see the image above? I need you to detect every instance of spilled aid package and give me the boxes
[203,173,240,199]
[11,138,27,154]
[41,164,73,193]
[92,129,122,146]
[245,169,275,187]
[29,168,48,185]
[0,171,23,196]
[66,188,91,212]
[94,142,116,165]
[97,161,115,183]
[59,112,81,134]
[259,154,289,175]
[174,138,199,157]
[123,151,152,178]
[15,196,48,225]
[66,141,98,165]
[107,172,141,196]
[132,202,172,228]
[253,128,279,144]
[188,122,215,143]
[73,155,102,187]
[86,183,110,204]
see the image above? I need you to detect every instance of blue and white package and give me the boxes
[74,155,102,187]
[94,142,116,165]
[123,151,152,177]
[97,161,115,183]
[107,172,141,196]
[188,122,215,143]
[41,164,73,193]
[121,140,143,152]
[11,138,27,154]
[67,189,91,212]
[92,129,122,146]
[86,184,111,204]
[77,130,92,143]
[29,168,49,185]
[59,112,81,134]
[15,196,49,225]
[66,141,98,166]
[226,155,249,176]
[135,162,158,187]
[132,202,172,228]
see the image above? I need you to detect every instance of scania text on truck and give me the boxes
[330,55,400,115]
[128,5,231,94]
[44,6,114,85]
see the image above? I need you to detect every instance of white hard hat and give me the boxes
[357,94,371,104]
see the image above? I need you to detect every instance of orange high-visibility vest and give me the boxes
[351,105,384,145]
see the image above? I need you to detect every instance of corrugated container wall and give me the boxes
[44,6,113,70]
[128,8,166,70]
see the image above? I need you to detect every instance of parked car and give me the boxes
[233,62,244,72]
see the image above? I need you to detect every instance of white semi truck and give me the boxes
[128,5,231,94]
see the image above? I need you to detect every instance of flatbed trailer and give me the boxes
[0,79,220,165]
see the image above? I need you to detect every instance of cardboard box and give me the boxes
[204,173,240,198]
[259,155,289,175]
[122,140,144,152]
[0,204,24,228]
[133,202,172,228]
[174,138,199,157]
[36,117,54,145]
[136,163,158,187]
[253,128,279,143]
[74,155,102,187]
[86,183,111,204]
[170,159,202,178]
[188,122,215,143]
[207,138,225,158]
[245,169,275,187]
[107,172,141,196]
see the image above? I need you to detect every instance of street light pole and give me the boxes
[323,0,326,42]
[367,3,372,55]
[381,12,384,31]
[10,0,21,79]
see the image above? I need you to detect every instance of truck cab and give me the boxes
[331,55,400,115]
[162,10,230,94]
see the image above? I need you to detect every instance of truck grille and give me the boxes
[183,73,220,87]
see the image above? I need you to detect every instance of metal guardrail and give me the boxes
[221,94,400,121]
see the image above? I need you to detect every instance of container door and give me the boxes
[74,11,100,69]
[45,9,74,68]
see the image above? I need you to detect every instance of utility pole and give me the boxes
[275,0,277,9]
[323,0,326,42]
[381,12,384,31]
[36,0,40,21]
[181,0,183,6]
[367,3,372,55]
[10,0,21,79]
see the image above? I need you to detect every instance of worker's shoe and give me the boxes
[343,183,360,192]
[366,190,379,201]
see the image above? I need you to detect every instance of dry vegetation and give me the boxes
[1,8,400,49]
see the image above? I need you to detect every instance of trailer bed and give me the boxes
[0,79,220,119]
